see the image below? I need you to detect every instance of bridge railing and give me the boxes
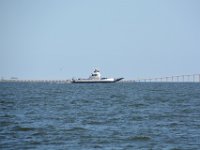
[134,74,200,83]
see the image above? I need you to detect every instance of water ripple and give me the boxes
[0,82,200,149]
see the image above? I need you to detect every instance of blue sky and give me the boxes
[0,0,200,80]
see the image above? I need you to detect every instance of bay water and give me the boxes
[0,82,200,149]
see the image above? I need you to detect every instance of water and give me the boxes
[0,82,200,150]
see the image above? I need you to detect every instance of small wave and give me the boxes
[32,130,47,136]
[66,127,87,132]
[1,114,16,118]
[169,122,178,127]
[181,108,192,113]
[28,140,41,145]
[129,103,146,108]
[0,121,13,127]
[131,116,143,121]
[170,148,182,150]
[85,120,105,125]
[110,94,127,99]
[12,126,36,132]
[127,135,151,141]
[93,145,103,148]
[0,100,15,106]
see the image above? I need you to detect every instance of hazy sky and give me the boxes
[0,0,200,80]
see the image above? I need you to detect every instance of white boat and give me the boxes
[72,69,123,83]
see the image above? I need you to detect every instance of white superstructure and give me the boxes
[89,69,101,80]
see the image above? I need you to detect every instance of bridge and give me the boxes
[132,74,200,83]
[0,79,72,83]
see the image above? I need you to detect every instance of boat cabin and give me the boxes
[89,69,101,80]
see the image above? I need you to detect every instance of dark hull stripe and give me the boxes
[72,78,123,83]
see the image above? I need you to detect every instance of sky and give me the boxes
[0,0,200,80]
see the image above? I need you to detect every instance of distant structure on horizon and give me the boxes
[0,73,200,83]
[133,74,200,83]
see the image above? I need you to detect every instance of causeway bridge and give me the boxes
[0,79,72,83]
[131,74,200,83]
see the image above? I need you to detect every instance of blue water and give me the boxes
[0,82,200,149]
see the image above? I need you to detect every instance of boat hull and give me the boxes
[72,78,123,83]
